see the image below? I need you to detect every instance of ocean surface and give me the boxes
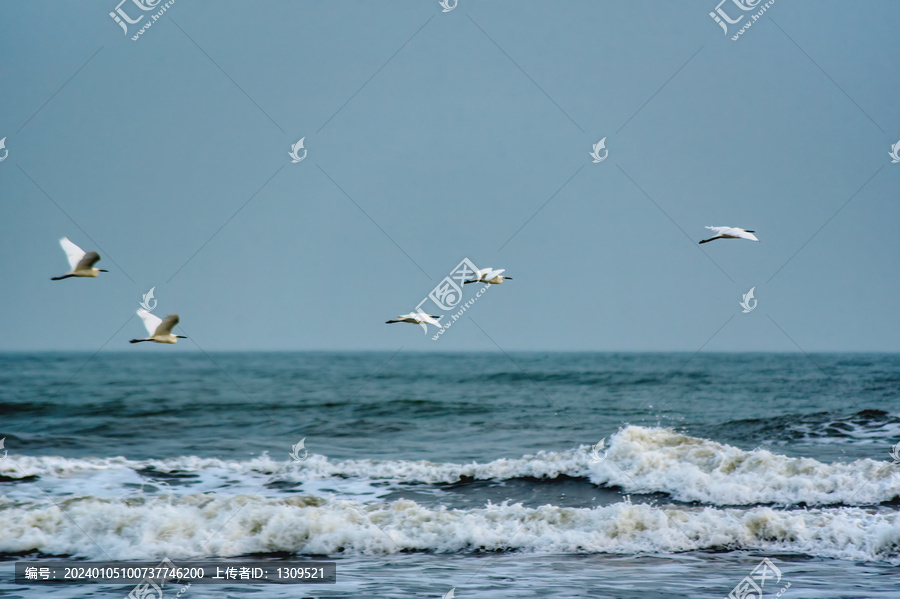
[0,351,898,598]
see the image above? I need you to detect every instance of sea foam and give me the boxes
[3,426,898,506]
[1,494,897,562]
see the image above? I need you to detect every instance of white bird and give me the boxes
[385,312,442,328]
[464,267,512,285]
[130,309,187,344]
[51,237,108,280]
[698,226,759,244]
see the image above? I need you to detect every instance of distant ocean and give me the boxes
[1,352,898,598]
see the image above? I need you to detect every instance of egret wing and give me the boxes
[155,313,180,336]
[733,229,759,241]
[59,237,86,269]
[137,309,163,336]
[704,226,730,234]
[75,251,101,270]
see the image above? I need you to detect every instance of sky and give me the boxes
[0,0,898,352]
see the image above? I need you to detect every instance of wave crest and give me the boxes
[2,495,898,562]
[3,426,898,507]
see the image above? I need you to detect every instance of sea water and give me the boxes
[1,352,898,598]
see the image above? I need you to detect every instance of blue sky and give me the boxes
[1,0,898,351]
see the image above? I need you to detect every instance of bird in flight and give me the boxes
[385,312,442,328]
[464,268,512,285]
[698,226,759,244]
[51,237,108,280]
[130,309,187,344]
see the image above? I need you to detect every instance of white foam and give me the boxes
[0,450,586,484]
[1,495,897,563]
[586,426,900,506]
[3,426,898,506]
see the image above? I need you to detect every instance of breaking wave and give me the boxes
[1,494,898,562]
[3,426,898,507]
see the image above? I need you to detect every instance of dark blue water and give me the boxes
[0,352,898,598]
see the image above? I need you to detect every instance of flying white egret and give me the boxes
[130,309,187,344]
[385,312,442,327]
[51,237,108,280]
[464,267,512,285]
[698,226,759,244]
